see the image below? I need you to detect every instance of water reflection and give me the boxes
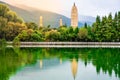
[40,59,43,69]
[60,58,62,64]
[0,48,120,80]
[71,58,78,80]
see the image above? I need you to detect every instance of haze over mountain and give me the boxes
[0,1,95,27]
[1,0,120,17]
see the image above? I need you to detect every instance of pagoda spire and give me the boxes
[74,2,75,6]
[71,2,78,29]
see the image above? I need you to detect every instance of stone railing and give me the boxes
[6,42,120,48]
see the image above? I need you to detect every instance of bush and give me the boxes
[0,39,6,48]
[13,37,20,45]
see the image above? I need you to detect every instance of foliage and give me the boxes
[13,36,20,45]
[45,30,61,41]
[0,3,120,42]
[0,48,120,80]
[0,4,9,17]
[16,29,43,42]
[0,39,6,48]
[25,22,38,30]
[0,3,24,41]
[78,28,88,41]
[4,10,23,23]
[4,22,27,41]
[0,16,7,39]
[92,12,120,42]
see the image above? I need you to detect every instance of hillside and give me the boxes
[0,1,84,27]
[0,1,96,28]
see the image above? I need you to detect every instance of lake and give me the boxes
[0,47,120,80]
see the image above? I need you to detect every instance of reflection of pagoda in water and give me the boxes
[40,59,43,69]
[39,58,78,80]
[71,58,78,80]
[60,58,62,64]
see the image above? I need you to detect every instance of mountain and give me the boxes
[0,1,95,27]
[79,15,96,25]
[0,1,83,27]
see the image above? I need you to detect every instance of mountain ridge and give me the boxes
[0,1,95,27]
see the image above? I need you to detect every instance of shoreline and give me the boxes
[7,42,120,48]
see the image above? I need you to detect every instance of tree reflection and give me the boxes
[0,48,119,80]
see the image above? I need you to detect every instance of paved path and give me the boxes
[7,42,120,48]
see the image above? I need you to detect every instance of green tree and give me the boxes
[78,28,88,41]
[58,27,68,41]
[113,13,118,31]
[45,30,61,41]
[0,17,7,39]
[68,27,74,33]
[84,22,88,28]
[17,29,43,42]
[74,27,79,34]
[4,22,26,41]
[5,10,23,23]
[117,11,120,41]
[25,22,38,30]
[107,13,113,27]
[101,16,107,26]
[0,4,10,17]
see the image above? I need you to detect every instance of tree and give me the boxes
[45,30,61,41]
[107,13,113,27]
[78,28,88,41]
[113,13,118,28]
[96,15,101,28]
[68,27,74,33]
[0,17,7,39]
[4,22,26,41]
[16,29,43,42]
[74,27,79,34]
[25,22,38,30]
[58,27,68,41]
[101,16,107,26]
[118,11,120,29]
[0,4,23,23]
[84,22,87,28]
[117,11,120,41]
[5,10,23,23]
[0,4,10,17]
[87,26,94,41]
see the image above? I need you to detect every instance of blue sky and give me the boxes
[1,0,120,17]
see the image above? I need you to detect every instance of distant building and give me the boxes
[71,3,78,29]
[59,18,63,27]
[39,16,43,27]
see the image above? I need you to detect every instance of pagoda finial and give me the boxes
[74,2,75,6]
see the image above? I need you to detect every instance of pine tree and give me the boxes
[113,13,118,28]
[107,13,113,27]
[117,11,120,41]
[101,16,107,26]
[96,15,101,27]
[84,22,87,28]
[118,11,120,30]
[112,13,118,41]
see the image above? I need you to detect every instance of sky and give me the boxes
[1,0,120,17]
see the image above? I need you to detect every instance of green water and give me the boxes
[0,47,120,80]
